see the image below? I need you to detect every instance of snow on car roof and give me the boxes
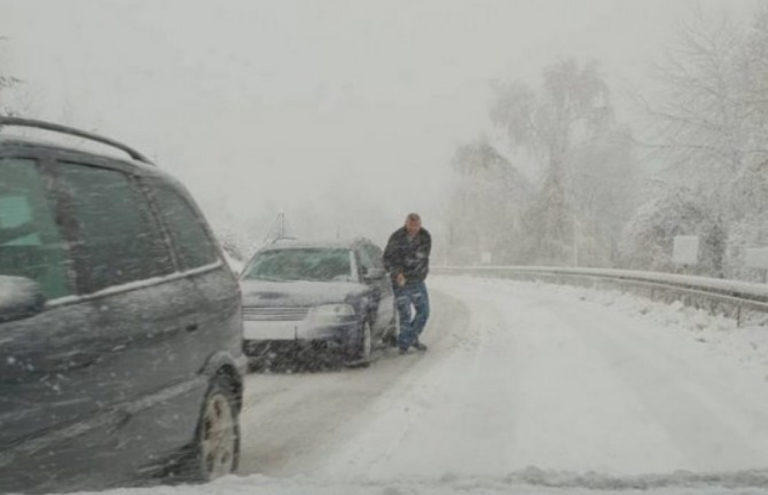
[262,239,361,251]
[0,133,154,171]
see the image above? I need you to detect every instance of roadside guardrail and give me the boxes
[432,266,768,327]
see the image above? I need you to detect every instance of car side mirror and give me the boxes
[363,267,386,281]
[0,276,46,323]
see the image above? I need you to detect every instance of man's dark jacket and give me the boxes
[382,227,432,284]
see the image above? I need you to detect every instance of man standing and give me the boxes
[383,213,431,354]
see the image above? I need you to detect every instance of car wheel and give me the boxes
[347,319,372,367]
[177,375,241,481]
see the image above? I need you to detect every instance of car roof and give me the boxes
[1,117,150,159]
[0,133,168,180]
[0,117,160,172]
[1,119,203,216]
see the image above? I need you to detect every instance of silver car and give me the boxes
[240,239,397,367]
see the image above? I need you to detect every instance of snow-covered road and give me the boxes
[75,275,768,494]
[230,276,768,493]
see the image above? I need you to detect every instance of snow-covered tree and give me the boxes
[632,5,768,280]
[489,60,620,265]
[566,127,638,266]
[638,10,755,190]
[620,186,725,276]
[445,139,529,265]
[723,159,768,280]
[0,37,20,117]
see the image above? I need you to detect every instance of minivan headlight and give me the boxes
[309,303,356,318]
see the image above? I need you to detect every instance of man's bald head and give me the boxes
[405,213,422,237]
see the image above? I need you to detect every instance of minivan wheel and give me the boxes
[178,375,240,482]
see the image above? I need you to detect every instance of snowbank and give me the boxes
[522,277,768,377]
[66,470,768,495]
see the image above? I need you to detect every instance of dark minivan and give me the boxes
[0,119,246,493]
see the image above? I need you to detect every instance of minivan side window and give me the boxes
[0,158,71,299]
[58,163,174,293]
[152,185,218,270]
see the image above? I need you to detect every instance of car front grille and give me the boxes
[242,306,309,321]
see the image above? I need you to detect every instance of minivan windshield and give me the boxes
[243,248,353,282]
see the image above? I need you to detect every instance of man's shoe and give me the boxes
[398,347,410,355]
[412,340,428,352]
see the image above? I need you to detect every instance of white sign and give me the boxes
[672,235,699,265]
[481,251,492,265]
[745,247,768,270]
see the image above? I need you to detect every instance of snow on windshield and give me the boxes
[242,248,353,283]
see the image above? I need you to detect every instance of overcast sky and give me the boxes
[0,0,757,246]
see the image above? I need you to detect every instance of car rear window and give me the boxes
[0,158,71,299]
[151,184,219,270]
[243,248,353,282]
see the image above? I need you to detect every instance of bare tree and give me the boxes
[637,9,766,194]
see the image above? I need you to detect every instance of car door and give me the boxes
[356,242,396,337]
[44,160,205,482]
[0,155,95,491]
[0,156,153,490]
[143,179,242,374]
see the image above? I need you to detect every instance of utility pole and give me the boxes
[262,211,288,245]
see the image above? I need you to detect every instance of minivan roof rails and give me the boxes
[0,117,153,165]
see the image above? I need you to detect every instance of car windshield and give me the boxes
[243,248,353,282]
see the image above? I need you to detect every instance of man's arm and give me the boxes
[382,234,395,273]
[423,230,432,258]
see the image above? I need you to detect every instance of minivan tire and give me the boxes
[175,374,241,482]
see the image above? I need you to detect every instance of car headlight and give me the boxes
[309,303,356,318]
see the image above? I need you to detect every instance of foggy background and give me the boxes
[0,0,764,276]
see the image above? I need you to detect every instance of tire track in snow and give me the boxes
[551,295,768,472]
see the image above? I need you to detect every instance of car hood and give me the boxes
[240,280,368,307]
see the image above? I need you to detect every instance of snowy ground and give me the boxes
[71,276,768,494]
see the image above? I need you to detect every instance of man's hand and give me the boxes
[395,273,406,287]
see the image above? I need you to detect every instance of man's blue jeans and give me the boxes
[395,281,430,350]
